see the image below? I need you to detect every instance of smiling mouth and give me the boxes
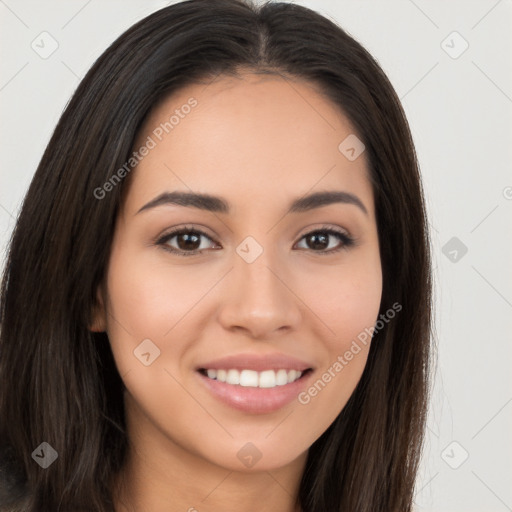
[198,368,312,389]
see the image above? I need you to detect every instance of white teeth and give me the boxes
[276,369,288,385]
[240,370,259,387]
[259,370,276,388]
[226,369,240,385]
[203,368,304,388]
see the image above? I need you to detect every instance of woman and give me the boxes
[0,0,433,510]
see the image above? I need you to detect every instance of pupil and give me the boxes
[174,232,332,251]
[178,233,200,250]
[309,233,328,250]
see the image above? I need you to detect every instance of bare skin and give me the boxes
[91,71,382,512]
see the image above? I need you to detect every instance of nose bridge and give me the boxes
[217,236,301,336]
[235,239,287,307]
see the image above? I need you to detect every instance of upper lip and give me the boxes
[197,353,314,372]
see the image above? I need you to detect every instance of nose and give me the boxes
[216,247,302,339]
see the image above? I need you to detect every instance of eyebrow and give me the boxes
[136,190,368,216]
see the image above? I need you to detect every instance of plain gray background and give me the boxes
[1,1,511,511]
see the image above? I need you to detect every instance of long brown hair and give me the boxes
[0,1,433,510]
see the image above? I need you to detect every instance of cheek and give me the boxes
[103,246,209,375]
[301,250,382,347]
[103,250,212,432]
[293,253,382,433]
[106,242,217,332]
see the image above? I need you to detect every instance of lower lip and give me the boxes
[197,371,313,414]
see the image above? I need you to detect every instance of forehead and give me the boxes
[124,73,374,217]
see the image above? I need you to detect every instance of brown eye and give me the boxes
[156,225,355,257]
[157,228,219,256]
[305,232,330,250]
[295,228,355,254]
[174,232,201,251]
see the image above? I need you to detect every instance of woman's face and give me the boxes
[94,72,382,472]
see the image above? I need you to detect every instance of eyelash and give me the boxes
[155,224,356,257]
